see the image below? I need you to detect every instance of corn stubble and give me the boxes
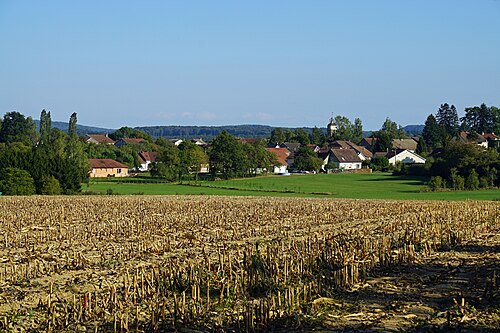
[0,196,497,332]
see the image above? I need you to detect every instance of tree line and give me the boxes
[0,110,88,195]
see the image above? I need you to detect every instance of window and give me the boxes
[117,168,121,174]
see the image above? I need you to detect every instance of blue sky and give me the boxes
[0,1,499,130]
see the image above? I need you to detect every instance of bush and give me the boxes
[370,156,389,171]
[428,176,443,191]
[0,167,36,195]
[465,169,480,191]
[40,176,62,195]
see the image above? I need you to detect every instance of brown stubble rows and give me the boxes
[0,196,497,332]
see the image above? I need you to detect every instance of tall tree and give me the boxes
[461,103,495,134]
[64,113,88,193]
[209,131,247,179]
[436,103,459,136]
[352,118,363,143]
[39,109,52,144]
[422,114,442,149]
[68,112,78,138]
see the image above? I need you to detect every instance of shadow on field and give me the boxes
[254,243,500,333]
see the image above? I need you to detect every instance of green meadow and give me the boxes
[84,173,500,200]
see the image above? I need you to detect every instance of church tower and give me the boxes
[327,117,337,137]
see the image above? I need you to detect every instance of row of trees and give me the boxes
[150,132,278,180]
[0,111,88,195]
[421,103,500,153]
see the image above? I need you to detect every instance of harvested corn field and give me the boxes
[0,196,498,332]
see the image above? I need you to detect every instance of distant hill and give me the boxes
[33,121,422,140]
[135,125,276,140]
[402,125,424,135]
[34,120,115,136]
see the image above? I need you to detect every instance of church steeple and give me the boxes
[327,116,337,137]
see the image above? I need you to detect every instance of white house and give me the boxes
[383,149,426,165]
[322,148,363,170]
[137,151,158,171]
[266,148,290,174]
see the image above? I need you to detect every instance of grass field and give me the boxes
[85,172,500,200]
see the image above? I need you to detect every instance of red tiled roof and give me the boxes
[266,148,290,166]
[90,159,129,169]
[482,133,500,140]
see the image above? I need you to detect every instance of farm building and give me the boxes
[89,159,129,178]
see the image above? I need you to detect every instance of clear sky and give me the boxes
[0,1,499,130]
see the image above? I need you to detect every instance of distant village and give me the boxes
[86,116,499,179]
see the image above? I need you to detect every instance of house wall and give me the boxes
[338,162,362,170]
[91,167,129,178]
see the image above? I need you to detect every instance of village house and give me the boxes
[84,134,115,145]
[89,159,129,178]
[483,133,500,150]
[320,148,363,171]
[329,140,373,161]
[374,149,426,166]
[455,131,488,149]
[137,151,158,172]
[359,137,418,153]
[266,148,290,174]
[114,138,146,147]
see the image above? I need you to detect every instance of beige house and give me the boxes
[90,159,129,178]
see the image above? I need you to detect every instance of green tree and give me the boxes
[178,140,208,180]
[245,140,277,176]
[310,127,326,145]
[40,175,62,195]
[209,131,248,179]
[109,126,153,141]
[292,128,310,145]
[465,169,480,190]
[460,103,495,134]
[370,156,390,171]
[63,113,88,193]
[0,167,36,195]
[352,118,363,143]
[0,111,38,146]
[269,128,286,145]
[416,138,427,156]
[422,114,442,149]
[39,109,52,144]
[151,143,180,181]
[68,112,78,138]
[292,147,323,172]
[372,118,402,151]
[436,103,459,137]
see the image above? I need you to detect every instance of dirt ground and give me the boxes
[302,232,500,332]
